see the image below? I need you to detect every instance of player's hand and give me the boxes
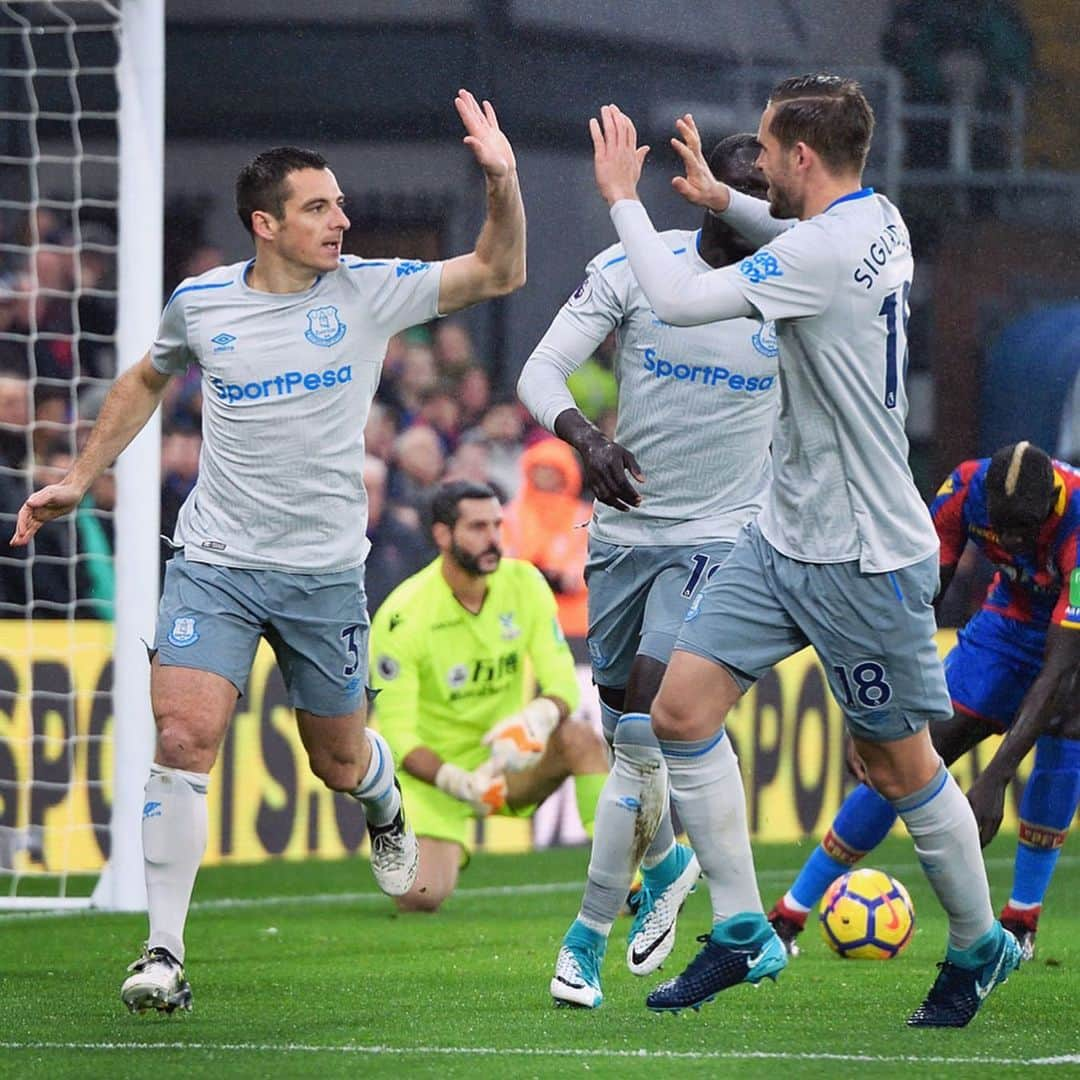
[966,771,1009,848]
[455,89,516,182]
[482,698,561,772]
[10,482,84,546]
[670,113,732,213]
[435,760,508,817]
[578,430,644,511]
[590,104,650,206]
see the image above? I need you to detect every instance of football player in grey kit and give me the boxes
[518,133,778,1008]
[589,74,1020,1027]
[11,89,526,1014]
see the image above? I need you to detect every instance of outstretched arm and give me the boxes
[11,353,170,545]
[591,104,753,326]
[967,625,1080,846]
[438,89,526,314]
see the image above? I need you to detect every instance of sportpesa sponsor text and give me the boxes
[209,363,353,403]
[643,348,775,393]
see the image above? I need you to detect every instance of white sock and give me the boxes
[891,763,995,949]
[351,729,401,827]
[659,730,763,922]
[143,764,209,964]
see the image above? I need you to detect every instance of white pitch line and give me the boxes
[1,1042,1078,1066]
[1,853,1076,923]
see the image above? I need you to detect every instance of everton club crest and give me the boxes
[305,305,347,347]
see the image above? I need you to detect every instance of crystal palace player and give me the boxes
[770,442,1080,961]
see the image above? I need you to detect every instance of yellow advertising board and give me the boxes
[0,621,1031,881]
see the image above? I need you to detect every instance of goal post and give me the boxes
[92,0,163,912]
[0,0,162,911]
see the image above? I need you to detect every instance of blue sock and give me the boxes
[565,918,607,956]
[642,841,686,890]
[1010,736,1080,907]
[711,911,772,948]
[946,922,1004,968]
[788,784,899,910]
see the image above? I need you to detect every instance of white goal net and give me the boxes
[0,0,161,910]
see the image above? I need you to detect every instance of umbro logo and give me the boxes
[211,332,237,353]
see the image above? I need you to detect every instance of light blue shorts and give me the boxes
[675,521,951,742]
[154,552,370,716]
[585,538,735,688]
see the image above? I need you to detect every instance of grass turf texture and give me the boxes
[2,835,1077,1079]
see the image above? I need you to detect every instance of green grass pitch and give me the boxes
[2,835,1077,1079]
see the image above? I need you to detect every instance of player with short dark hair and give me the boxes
[588,72,1020,1026]
[770,442,1080,960]
[519,133,779,1008]
[368,482,608,911]
[11,89,526,1014]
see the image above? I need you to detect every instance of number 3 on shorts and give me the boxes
[340,624,363,677]
[832,661,893,709]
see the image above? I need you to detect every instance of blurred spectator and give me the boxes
[182,244,225,280]
[433,320,476,376]
[394,343,438,424]
[416,380,461,454]
[882,0,1033,106]
[464,398,524,499]
[444,438,500,497]
[388,423,445,516]
[0,365,30,471]
[502,437,590,637]
[566,341,618,422]
[362,454,434,617]
[364,399,400,463]
[456,363,491,429]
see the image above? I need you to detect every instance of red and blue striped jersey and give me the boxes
[931,458,1080,631]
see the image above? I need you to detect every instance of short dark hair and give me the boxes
[235,146,329,236]
[707,133,763,196]
[430,480,499,531]
[766,73,874,174]
[985,442,1056,530]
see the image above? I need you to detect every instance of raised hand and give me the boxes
[589,103,650,206]
[10,481,84,546]
[670,113,731,212]
[454,88,516,181]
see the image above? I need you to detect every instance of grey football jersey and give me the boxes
[727,190,937,572]
[152,257,442,572]
[526,230,778,547]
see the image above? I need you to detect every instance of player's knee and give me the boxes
[154,713,217,772]
[650,692,688,743]
[308,749,360,792]
[395,888,449,914]
[551,720,608,773]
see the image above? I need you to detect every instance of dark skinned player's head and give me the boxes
[985,441,1058,554]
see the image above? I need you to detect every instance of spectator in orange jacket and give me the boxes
[502,437,591,636]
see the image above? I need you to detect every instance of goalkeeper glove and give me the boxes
[482,697,561,773]
[434,760,508,817]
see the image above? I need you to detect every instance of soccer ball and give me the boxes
[819,868,915,959]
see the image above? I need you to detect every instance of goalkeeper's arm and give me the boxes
[402,745,508,817]
[481,695,572,772]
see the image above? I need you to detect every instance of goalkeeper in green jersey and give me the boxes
[370,480,609,911]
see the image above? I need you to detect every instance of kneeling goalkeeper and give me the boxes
[369,479,608,911]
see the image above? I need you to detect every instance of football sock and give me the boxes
[351,728,401,827]
[599,701,620,748]
[1009,735,1080,906]
[579,712,667,934]
[787,782,898,910]
[574,773,607,838]
[143,764,209,964]
[710,911,773,948]
[891,761,994,950]
[659,729,764,921]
